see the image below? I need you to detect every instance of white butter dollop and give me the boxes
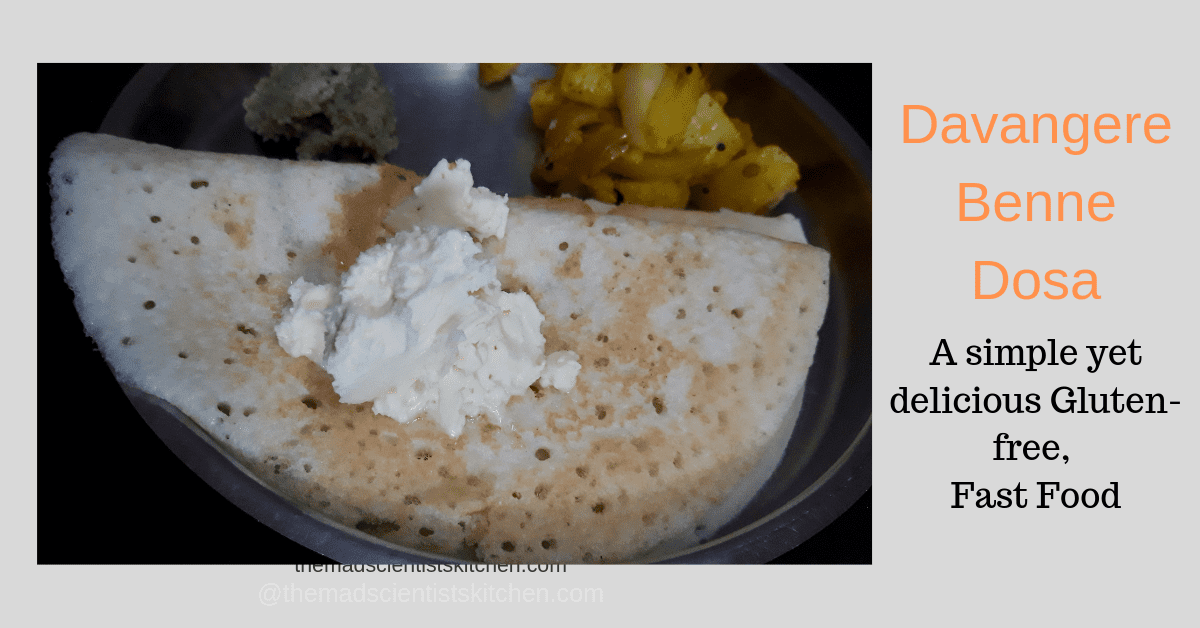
[539,350,583,390]
[273,279,335,362]
[394,158,509,239]
[275,160,578,437]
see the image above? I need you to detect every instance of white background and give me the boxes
[21,1,1198,624]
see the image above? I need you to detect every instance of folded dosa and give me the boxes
[49,133,829,563]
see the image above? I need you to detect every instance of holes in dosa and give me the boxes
[355,518,401,535]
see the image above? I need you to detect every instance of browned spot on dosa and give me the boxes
[324,164,419,273]
[224,219,252,249]
[556,248,583,279]
[286,357,342,408]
